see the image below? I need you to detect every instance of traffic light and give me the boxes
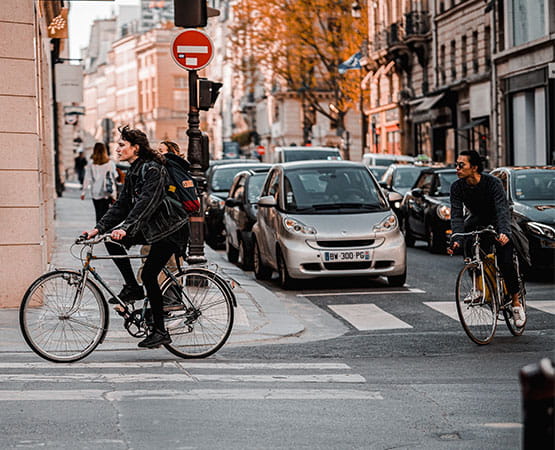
[174,0,220,28]
[198,78,223,110]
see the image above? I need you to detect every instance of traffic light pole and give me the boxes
[186,69,207,264]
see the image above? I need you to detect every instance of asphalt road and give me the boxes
[1,244,553,449]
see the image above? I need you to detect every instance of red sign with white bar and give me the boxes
[171,29,214,71]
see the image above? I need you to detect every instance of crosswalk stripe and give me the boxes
[0,373,365,383]
[424,302,459,321]
[527,301,555,314]
[0,389,382,401]
[0,362,351,370]
[328,304,412,330]
[300,288,425,297]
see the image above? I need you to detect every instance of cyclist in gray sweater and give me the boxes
[448,150,525,327]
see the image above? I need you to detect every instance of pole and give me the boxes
[51,39,64,197]
[186,69,207,264]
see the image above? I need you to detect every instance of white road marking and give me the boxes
[300,288,425,297]
[0,389,382,401]
[424,302,459,321]
[234,303,249,327]
[0,362,350,370]
[527,301,555,314]
[482,423,522,429]
[328,304,412,330]
[0,373,365,383]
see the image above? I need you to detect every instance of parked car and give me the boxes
[367,165,388,181]
[379,164,430,227]
[272,146,341,163]
[223,167,271,269]
[252,160,406,288]
[362,152,415,167]
[490,166,555,272]
[204,162,271,248]
[401,168,458,253]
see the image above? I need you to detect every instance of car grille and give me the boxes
[323,262,372,270]
[316,239,375,248]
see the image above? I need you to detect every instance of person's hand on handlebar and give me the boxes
[110,229,127,241]
[447,241,460,255]
[497,233,509,246]
[82,228,99,239]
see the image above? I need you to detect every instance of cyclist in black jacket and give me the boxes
[448,150,525,327]
[83,126,189,348]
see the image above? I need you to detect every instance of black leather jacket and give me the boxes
[96,158,188,244]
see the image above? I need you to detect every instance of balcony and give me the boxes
[404,11,430,38]
[387,22,404,47]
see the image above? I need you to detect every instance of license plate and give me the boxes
[323,250,370,262]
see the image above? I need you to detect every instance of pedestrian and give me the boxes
[80,142,118,222]
[74,150,88,186]
[83,126,190,348]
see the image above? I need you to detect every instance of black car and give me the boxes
[204,162,271,248]
[401,168,458,253]
[490,166,555,272]
[223,167,270,268]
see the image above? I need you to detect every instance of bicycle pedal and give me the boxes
[113,304,126,314]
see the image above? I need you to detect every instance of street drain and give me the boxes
[438,432,461,441]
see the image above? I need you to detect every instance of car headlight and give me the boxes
[373,214,398,232]
[527,221,555,240]
[283,217,317,235]
[437,205,451,220]
[209,195,225,209]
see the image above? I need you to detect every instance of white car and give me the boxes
[252,160,406,288]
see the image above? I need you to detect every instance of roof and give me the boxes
[211,163,271,171]
[494,166,555,171]
[275,146,340,152]
[277,160,363,169]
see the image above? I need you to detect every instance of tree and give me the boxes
[229,0,367,158]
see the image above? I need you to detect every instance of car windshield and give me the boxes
[436,172,458,195]
[247,173,267,203]
[512,170,555,201]
[211,166,254,192]
[283,166,387,213]
[283,150,341,162]
[393,167,422,188]
[368,166,388,180]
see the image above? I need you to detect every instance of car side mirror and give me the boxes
[411,188,423,198]
[257,195,277,208]
[388,191,403,203]
[379,181,390,190]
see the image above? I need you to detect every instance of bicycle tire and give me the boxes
[455,263,498,345]
[503,255,527,336]
[19,270,109,363]
[160,268,234,358]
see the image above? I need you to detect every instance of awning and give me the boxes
[413,93,445,113]
[458,117,488,130]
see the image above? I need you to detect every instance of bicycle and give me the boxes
[451,227,527,345]
[19,234,236,363]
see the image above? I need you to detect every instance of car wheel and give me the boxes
[277,249,297,290]
[238,236,253,270]
[387,270,407,287]
[253,239,272,281]
[427,224,445,254]
[225,235,238,263]
[404,220,416,247]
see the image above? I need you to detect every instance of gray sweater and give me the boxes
[450,173,512,242]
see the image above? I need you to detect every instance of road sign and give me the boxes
[171,29,214,71]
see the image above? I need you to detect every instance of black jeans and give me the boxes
[92,198,112,223]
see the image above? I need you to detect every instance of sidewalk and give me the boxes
[1,184,346,354]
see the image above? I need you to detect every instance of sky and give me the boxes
[68,0,138,60]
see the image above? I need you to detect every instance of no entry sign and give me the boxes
[171,29,214,71]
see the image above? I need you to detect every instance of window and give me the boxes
[174,76,187,88]
[472,31,479,73]
[510,0,546,47]
[485,26,491,68]
[450,40,456,80]
[173,91,187,111]
[440,44,446,84]
[461,35,467,77]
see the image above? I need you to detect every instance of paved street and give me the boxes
[0,187,553,449]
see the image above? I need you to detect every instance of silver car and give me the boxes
[252,161,406,288]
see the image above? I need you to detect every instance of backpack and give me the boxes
[164,156,201,213]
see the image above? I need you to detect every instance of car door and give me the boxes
[226,175,246,248]
[407,172,435,237]
[256,169,280,264]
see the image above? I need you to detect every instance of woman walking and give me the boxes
[81,142,118,222]
[83,126,189,348]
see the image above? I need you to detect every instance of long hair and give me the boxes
[459,150,485,173]
[91,142,110,165]
[160,140,182,156]
[118,125,164,164]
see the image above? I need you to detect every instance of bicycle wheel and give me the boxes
[503,255,527,336]
[19,270,108,362]
[160,268,234,358]
[455,263,498,345]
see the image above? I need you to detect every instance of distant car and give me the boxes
[362,152,415,167]
[223,167,271,269]
[490,166,555,272]
[401,168,458,253]
[204,162,271,248]
[367,165,388,181]
[252,160,406,288]
[272,146,341,163]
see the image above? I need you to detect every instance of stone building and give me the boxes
[0,0,64,307]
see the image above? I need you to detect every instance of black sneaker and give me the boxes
[108,284,145,305]
[162,294,185,311]
[138,329,172,348]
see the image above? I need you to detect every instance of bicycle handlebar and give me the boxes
[75,233,116,246]
[450,226,498,242]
